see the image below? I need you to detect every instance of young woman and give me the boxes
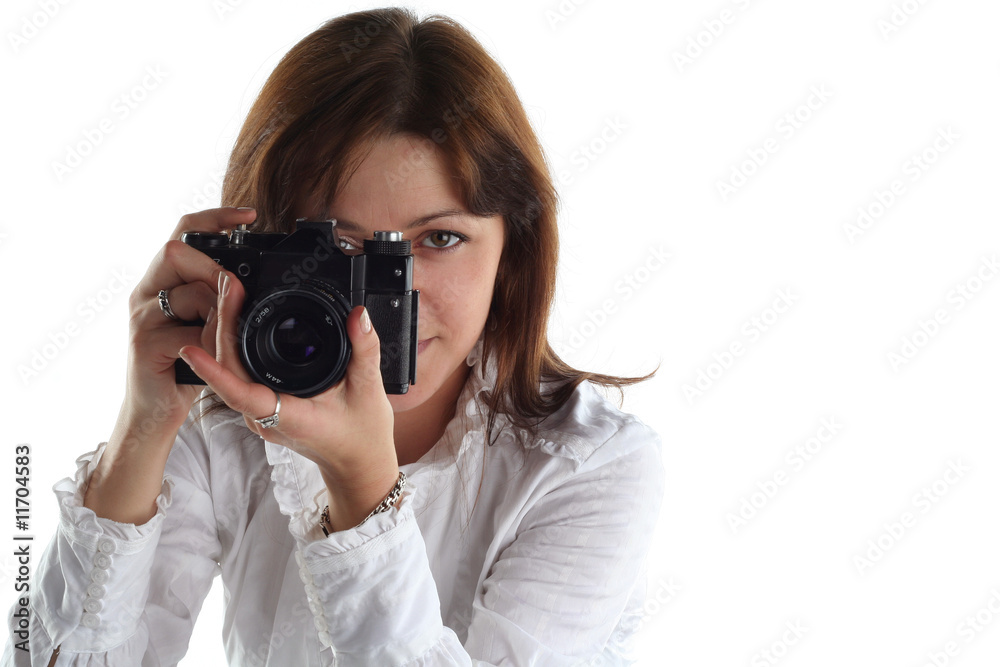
[4,8,663,666]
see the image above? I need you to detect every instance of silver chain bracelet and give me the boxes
[320,471,407,536]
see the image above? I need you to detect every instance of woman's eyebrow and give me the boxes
[333,209,468,233]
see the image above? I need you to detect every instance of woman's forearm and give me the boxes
[82,415,176,525]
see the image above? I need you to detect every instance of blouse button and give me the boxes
[86,584,106,599]
[93,553,112,569]
[97,539,115,554]
[90,569,110,585]
[317,630,333,647]
[308,599,322,616]
[304,583,318,599]
[83,598,103,614]
[313,615,328,633]
[81,613,100,629]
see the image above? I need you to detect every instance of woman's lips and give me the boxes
[417,338,433,354]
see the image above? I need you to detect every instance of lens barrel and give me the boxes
[240,281,352,397]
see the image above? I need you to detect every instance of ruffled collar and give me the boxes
[415,335,596,466]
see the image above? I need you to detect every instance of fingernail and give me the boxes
[360,307,372,334]
[205,307,216,326]
[221,273,231,298]
[217,271,225,294]
[236,207,255,212]
[178,348,192,365]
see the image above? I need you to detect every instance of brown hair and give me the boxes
[200,7,652,441]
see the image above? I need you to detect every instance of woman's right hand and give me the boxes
[85,207,257,524]
[117,206,258,437]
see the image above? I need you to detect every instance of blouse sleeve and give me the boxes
[298,417,664,666]
[1,416,223,667]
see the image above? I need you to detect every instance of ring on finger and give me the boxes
[158,289,181,321]
[254,390,282,429]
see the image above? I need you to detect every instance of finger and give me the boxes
[133,240,228,305]
[135,280,217,330]
[344,306,384,397]
[168,206,257,242]
[178,344,274,417]
[134,207,257,303]
[200,307,218,359]
[133,325,209,372]
[215,270,253,383]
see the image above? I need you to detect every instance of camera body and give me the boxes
[175,219,418,397]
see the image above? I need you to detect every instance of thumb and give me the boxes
[345,306,384,395]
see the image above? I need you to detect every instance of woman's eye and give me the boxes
[337,236,361,251]
[421,231,465,249]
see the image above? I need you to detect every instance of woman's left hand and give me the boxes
[178,269,401,532]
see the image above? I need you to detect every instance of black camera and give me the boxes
[175,219,418,397]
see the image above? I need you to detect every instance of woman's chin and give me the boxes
[387,388,427,414]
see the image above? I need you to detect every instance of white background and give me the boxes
[3,0,999,665]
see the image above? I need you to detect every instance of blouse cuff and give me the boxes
[296,487,446,664]
[35,443,173,653]
[264,440,446,663]
[55,443,174,546]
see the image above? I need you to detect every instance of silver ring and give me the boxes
[157,289,181,321]
[254,391,281,429]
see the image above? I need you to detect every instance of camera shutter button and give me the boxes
[231,224,248,245]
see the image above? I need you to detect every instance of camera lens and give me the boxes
[240,282,352,397]
[272,315,322,365]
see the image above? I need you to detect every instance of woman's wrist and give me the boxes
[320,465,404,533]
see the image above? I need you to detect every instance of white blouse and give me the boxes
[3,341,664,666]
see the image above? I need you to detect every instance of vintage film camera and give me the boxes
[175,219,418,397]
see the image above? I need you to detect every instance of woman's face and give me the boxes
[294,134,505,414]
